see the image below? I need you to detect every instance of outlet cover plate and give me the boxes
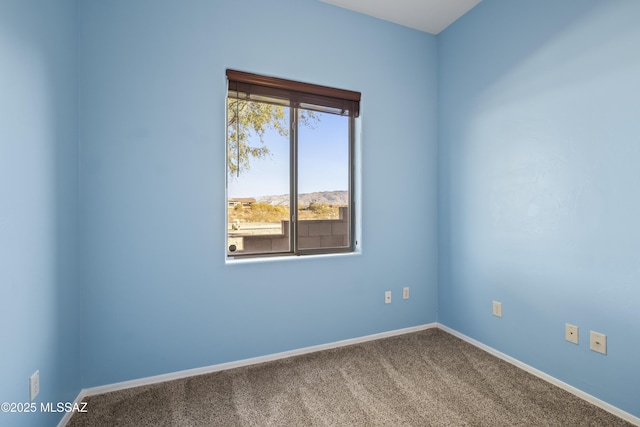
[565,323,579,344]
[492,301,502,317]
[30,371,39,401]
[590,331,607,355]
[385,291,391,304]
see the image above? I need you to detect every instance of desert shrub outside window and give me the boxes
[226,70,360,258]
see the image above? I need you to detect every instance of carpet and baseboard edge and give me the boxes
[438,324,639,426]
[57,323,437,426]
[57,323,640,427]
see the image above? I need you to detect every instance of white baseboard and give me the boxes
[59,323,437,426]
[56,389,90,427]
[437,323,640,426]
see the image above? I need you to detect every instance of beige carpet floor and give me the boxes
[67,329,633,426]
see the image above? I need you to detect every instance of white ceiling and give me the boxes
[320,0,482,34]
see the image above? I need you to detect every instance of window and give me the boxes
[226,70,360,258]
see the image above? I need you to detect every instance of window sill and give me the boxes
[225,249,361,265]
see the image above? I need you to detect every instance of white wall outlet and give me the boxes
[30,371,39,401]
[565,323,579,344]
[385,291,391,304]
[590,331,607,355]
[403,287,409,300]
[492,301,502,317]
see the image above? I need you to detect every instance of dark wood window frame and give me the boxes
[227,70,360,117]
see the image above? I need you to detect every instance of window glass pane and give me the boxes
[227,98,291,255]
[297,109,350,250]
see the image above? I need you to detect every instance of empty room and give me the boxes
[1,0,639,425]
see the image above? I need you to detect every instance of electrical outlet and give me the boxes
[30,371,39,401]
[492,301,502,317]
[590,331,607,355]
[403,287,409,300]
[565,323,579,344]
[385,291,391,304]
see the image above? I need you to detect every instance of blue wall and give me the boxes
[78,0,439,387]
[0,1,80,426]
[438,0,640,417]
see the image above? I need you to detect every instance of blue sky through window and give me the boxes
[228,111,348,199]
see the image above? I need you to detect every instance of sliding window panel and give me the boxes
[227,98,291,256]
[296,109,351,251]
